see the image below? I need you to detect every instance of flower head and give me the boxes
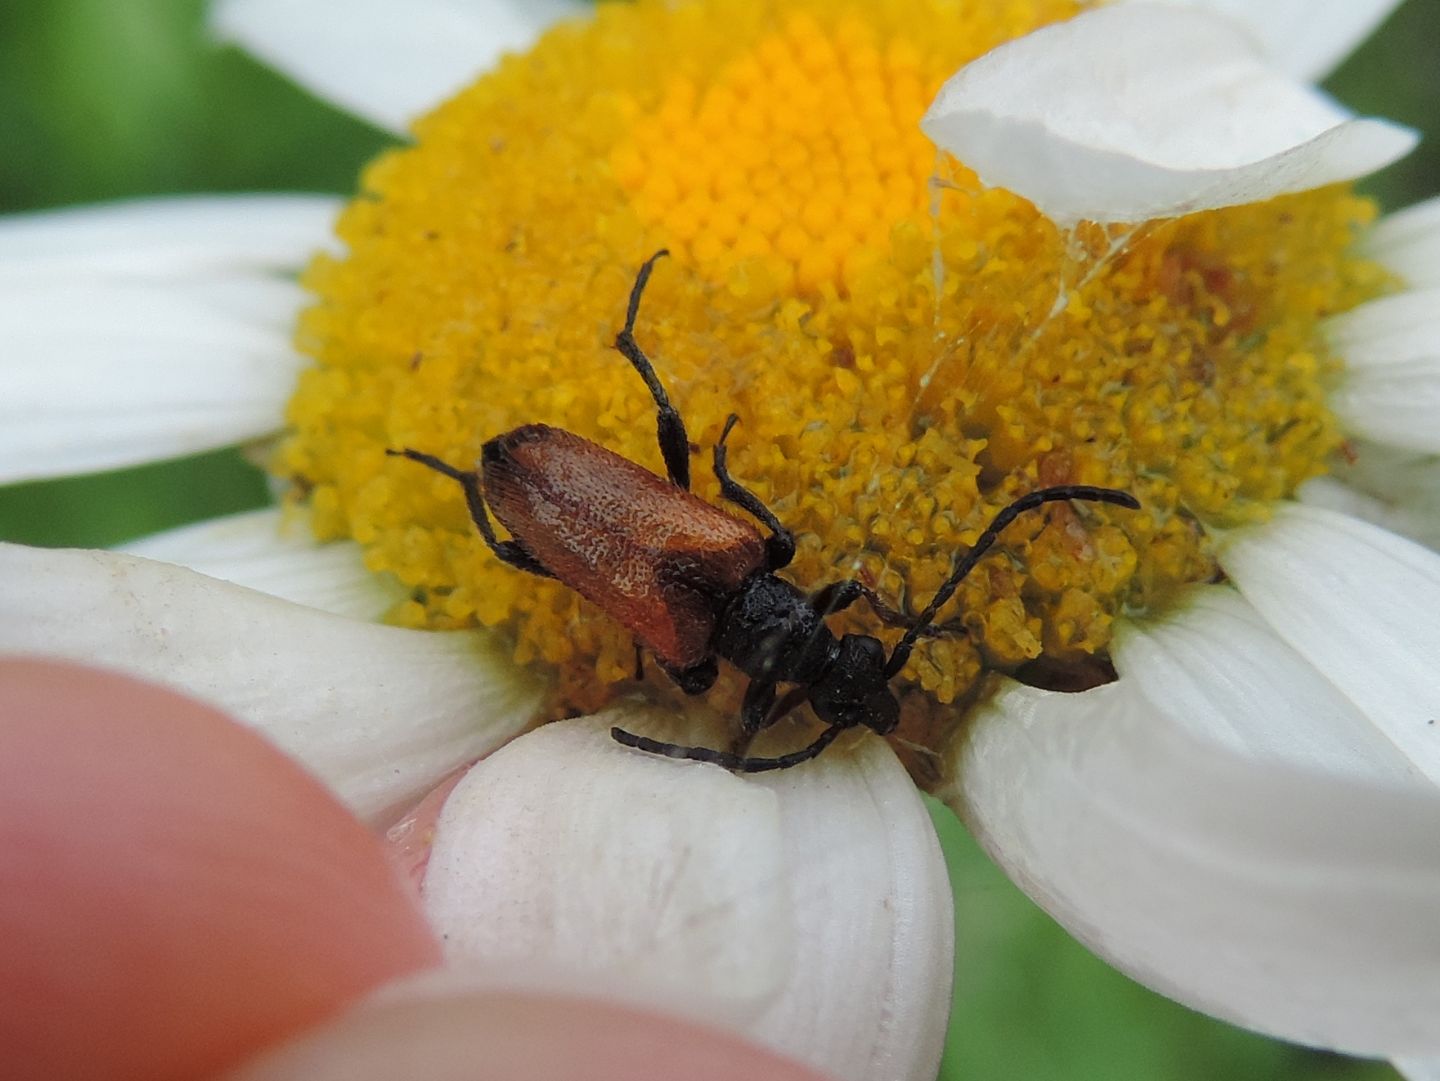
[280,0,1391,752]
[4,1,1440,1078]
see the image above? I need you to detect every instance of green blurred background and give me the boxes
[2,1,1434,1078]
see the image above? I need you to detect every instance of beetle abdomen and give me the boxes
[482,424,767,668]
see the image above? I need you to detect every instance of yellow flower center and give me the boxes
[612,12,939,292]
[278,0,1384,737]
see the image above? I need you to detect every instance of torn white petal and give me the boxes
[0,280,304,483]
[0,543,543,822]
[1137,0,1403,81]
[119,507,405,621]
[0,194,339,284]
[422,712,951,1081]
[944,676,1440,1055]
[1297,475,1388,523]
[211,0,588,137]
[1218,502,1440,786]
[921,4,1416,225]
[1299,475,1440,553]
[1326,441,1440,547]
[1331,441,1440,506]
[1365,195,1440,289]
[1114,586,1422,785]
[1328,289,1440,454]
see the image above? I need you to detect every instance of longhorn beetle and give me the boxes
[389,251,1139,772]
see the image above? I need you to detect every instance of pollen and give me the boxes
[277,0,1386,731]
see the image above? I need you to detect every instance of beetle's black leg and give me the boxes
[766,685,812,728]
[659,656,719,696]
[613,249,692,491]
[610,722,846,773]
[386,448,555,578]
[738,679,778,743]
[732,679,810,753]
[810,579,944,637]
[734,681,810,745]
[809,578,864,615]
[713,413,795,570]
[633,641,646,682]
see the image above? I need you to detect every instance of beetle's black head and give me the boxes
[809,634,899,735]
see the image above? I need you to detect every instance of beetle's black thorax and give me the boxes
[713,572,838,685]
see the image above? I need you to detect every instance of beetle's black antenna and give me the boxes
[611,724,844,773]
[884,485,1140,678]
[613,249,692,491]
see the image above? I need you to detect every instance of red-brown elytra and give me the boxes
[389,251,1140,772]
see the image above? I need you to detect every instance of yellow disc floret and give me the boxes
[613,12,941,292]
[277,0,1386,728]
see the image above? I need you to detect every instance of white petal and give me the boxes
[1397,1056,1440,1081]
[421,712,952,1081]
[1299,475,1440,552]
[1326,440,1440,545]
[1136,0,1403,81]
[1114,586,1422,784]
[746,723,952,1081]
[1217,502,1440,786]
[0,195,339,284]
[1332,441,1440,505]
[943,676,1440,1055]
[0,543,543,822]
[210,0,588,136]
[921,4,1416,225]
[1365,195,1440,289]
[1328,289,1440,454]
[0,279,304,483]
[424,715,789,1011]
[119,507,405,621]
[0,197,332,482]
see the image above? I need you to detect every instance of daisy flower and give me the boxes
[3,1,1440,1079]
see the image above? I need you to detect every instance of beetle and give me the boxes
[389,250,1140,772]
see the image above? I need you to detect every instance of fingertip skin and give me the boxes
[225,990,833,1081]
[0,659,440,1081]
